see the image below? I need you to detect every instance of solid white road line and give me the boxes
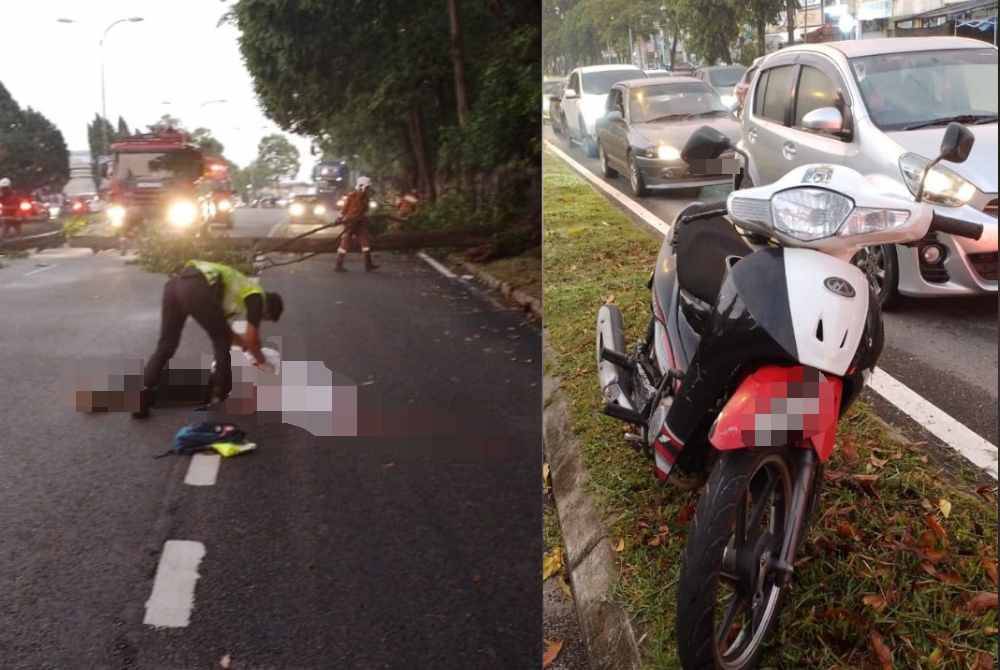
[869,368,998,480]
[417,251,457,279]
[546,140,1000,479]
[184,453,221,486]
[24,264,57,277]
[544,140,671,236]
[143,540,206,628]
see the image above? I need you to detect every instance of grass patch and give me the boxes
[448,245,541,301]
[136,229,253,276]
[542,150,998,669]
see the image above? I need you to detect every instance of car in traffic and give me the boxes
[732,56,764,116]
[557,64,645,156]
[287,194,331,225]
[596,77,741,196]
[738,36,998,305]
[668,61,695,77]
[693,64,746,109]
[543,76,564,122]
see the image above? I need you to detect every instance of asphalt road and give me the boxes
[0,206,541,668]
[544,124,998,448]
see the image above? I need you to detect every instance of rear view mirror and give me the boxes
[938,122,974,164]
[682,126,732,162]
[801,107,844,134]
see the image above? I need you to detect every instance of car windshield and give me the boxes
[850,48,998,131]
[629,82,728,123]
[543,80,563,95]
[707,67,745,87]
[115,151,202,182]
[582,69,642,95]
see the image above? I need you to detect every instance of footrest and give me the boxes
[600,347,635,370]
[602,402,644,425]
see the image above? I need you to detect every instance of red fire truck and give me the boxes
[104,129,209,238]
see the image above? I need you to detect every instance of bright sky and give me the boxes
[0,0,314,180]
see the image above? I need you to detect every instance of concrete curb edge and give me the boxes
[459,260,542,319]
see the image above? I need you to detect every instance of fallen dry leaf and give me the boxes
[647,535,661,547]
[869,630,894,670]
[935,570,963,586]
[863,594,888,612]
[841,440,860,463]
[937,498,952,519]
[981,557,998,586]
[870,455,889,469]
[613,538,625,553]
[837,520,861,541]
[220,655,232,669]
[853,474,880,497]
[542,639,564,668]
[543,547,563,581]
[927,647,944,667]
[972,651,994,670]
[966,591,999,615]
[676,503,695,526]
[975,485,997,503]
[920,562,939,579]
[925,514,948,543]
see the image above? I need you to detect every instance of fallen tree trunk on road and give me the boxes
[0,230,65,252]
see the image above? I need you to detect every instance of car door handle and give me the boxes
[782,142,797,159]
[747,128,758,143]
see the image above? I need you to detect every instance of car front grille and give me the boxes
[984,198,998,219]
[969,252,998,281]
[919,264,950,283]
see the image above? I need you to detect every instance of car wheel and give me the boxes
[599,143,618,178]
[852,244,900,310]
[628,152,649,197]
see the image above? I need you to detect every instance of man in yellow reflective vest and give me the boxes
[133,260,284,419]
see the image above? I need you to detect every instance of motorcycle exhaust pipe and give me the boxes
[597,304,635,412]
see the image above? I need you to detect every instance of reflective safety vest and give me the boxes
[186,260,263,319]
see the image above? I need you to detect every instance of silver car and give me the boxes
[740,37,997,306]
[596,77,741,196]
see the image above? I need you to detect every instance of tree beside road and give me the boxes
[0,81,70,194]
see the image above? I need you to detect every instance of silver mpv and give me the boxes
[740,37,997,306]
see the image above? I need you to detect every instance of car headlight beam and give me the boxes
[289,202,306,217]
[898,152,976,207]
[313,204,327,216]
[108,205,126,228]
[167,200,198,229]
[656,144,680,161]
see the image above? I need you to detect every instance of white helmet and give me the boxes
[0,178,10,188]
[356,176,371,190]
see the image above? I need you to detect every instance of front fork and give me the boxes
[772,448,821,587]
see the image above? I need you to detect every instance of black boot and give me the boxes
[335,252,347,272]
[364,251,378,272]
[131,387,154,419]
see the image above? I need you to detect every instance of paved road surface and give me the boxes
[0,206,541,668]
[544,124,998,449]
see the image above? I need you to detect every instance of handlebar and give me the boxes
[929,213,984,241]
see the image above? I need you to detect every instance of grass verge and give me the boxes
[447,245,542,302]
[542,149,998,669]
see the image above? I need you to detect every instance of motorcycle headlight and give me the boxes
[217,199,233,212]
[313,204,327,216]
[167,200,198,229]
[289,202,305,217]
[108,205,126,228]
[770,188,853,241]
[898,153,976,207]
[656,144,680,161]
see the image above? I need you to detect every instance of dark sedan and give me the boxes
[595,77,742,196]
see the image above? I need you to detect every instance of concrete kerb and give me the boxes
[460,260,542,318]
[543,336,642,670]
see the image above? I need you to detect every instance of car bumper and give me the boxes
[896,203,998,297]
[634,156,734,190]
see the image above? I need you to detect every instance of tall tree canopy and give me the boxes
[0,81,69,193]
[255,134,300,184]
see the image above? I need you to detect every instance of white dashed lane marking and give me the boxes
[144,540,206,628]
[184,453,221,486]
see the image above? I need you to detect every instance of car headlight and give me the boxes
[289,202,305,217]
[898,153,976,207]
[337,197,346,208]
[217,199,233,212]
[167,200,198,229]
[108,205,126,228]
[771,188,854,241]
[50,206,61,217]
[656,144,680,161]
[313,204,327,216]
[369,201,378,210]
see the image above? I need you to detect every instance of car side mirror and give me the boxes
[564,89,579,100]
[938,122,974,163]
[801,107,844,134]
[682,125,732,161]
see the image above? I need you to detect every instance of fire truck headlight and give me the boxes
[313,204,327,216]
[217,199,233,212]
[289,202,305,217]
[108,205,127,228]
[167,200,198,229]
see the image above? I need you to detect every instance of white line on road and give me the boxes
[417,251,457,279]
[546,140,1000,479]
[24,264,57,277]
[869,368,998,480]
[544,140,671,236]
[184,453,221,486]
[143,540,206,628]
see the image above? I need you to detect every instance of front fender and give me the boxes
[709,365,843,461]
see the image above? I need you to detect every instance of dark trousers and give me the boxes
[143,270,232,398]
[338,220,371,252]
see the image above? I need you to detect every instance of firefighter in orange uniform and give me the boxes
[335,176,377,272]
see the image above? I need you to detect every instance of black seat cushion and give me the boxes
[673,203,753,304]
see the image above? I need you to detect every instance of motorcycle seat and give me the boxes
[673,204,753,305]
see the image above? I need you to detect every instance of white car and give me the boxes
[559,64,645,157]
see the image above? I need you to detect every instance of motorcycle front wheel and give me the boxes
[676,446,801,670]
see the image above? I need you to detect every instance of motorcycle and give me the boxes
[595,123,984,669]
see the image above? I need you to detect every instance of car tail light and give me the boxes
[19,200,32,212]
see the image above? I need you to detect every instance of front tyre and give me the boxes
[599,143,618,178]
[628,153,649,197]
[676,447,798,670]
